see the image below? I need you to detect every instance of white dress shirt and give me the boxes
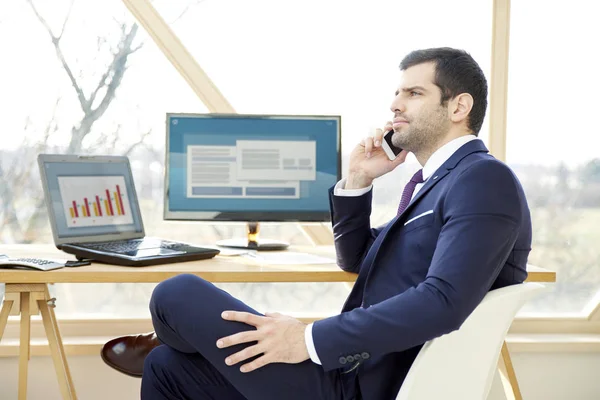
[304,134,479,365]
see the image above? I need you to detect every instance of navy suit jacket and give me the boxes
[312,140,532,400]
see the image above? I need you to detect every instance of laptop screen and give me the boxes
[39,155,144,243]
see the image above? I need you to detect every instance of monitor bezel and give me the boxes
[163,112,342,222]
[37,154,146,247]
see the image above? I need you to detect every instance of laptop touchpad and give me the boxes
[123,248,185,258]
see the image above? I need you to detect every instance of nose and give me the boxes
[390,93,405,114]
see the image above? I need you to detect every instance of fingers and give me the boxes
[383,121,393,133]
[375,122,394,146]
[264,311,284,318]
[240,354,270,373]
[363,136,375,156]
[224,343,264,369]
[392,149,409,166]
[360,121,406,160]
[217,329,260,349]
[373,128,384,148]
[221,311,265,327]
[365,122,393,155]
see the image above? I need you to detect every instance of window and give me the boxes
[152,0,493,224]
[150,0,494,318]
[1,0,494,318]
[0,0,203,317]
[507,0,600,314]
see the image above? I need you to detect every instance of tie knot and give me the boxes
[410,169,424,184]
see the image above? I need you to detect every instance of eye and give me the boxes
[410,91,421,97]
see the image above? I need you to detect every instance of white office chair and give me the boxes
[396,282,547,400]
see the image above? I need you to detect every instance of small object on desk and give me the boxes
[0,254,67,271]
[65,259,93,267]
[214,247,251,257]
[243,251,336,265]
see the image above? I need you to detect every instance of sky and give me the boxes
[1,0,599,168]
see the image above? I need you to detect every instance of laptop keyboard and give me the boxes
[60,237,220,266]
[80,239,184,254]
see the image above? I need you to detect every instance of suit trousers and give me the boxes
[140,274,360,400]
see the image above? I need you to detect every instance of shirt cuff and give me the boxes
[305,323,322,365]
[334,178,373,197]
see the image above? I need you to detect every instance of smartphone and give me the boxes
[381,130,403,160]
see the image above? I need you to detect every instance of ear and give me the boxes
[449,93,473,125]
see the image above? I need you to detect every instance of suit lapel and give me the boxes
[395,139,490,221]
[396,168,450,220]
[359,140,490,291]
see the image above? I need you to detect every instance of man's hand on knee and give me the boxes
[216,311,309,373]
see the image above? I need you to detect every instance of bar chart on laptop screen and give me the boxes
[57,176,134,228]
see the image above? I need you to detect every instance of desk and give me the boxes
[0,244,555,400]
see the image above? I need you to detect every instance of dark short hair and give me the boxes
[400,48,488,135]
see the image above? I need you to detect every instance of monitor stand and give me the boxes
[216,222,290,251]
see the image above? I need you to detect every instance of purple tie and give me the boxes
[397,169,425,216]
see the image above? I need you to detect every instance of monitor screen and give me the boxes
[38,155,144,245]
[164,113,341,222]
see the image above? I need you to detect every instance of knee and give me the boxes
[143,344,187,382]
[150,274,210,315]
[143,345,169,378]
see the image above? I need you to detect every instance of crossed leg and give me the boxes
[141,274,353,400]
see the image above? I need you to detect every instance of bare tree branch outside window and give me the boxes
[0,0,147,243]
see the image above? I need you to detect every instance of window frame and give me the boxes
[3,0,597,355]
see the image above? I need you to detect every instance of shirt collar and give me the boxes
[422,135,478,180]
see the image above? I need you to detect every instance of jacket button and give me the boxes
[361,352,370,360]
[339,356,347,365]
[354,353,362,361]
[346,355,355,363]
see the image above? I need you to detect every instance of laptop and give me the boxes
[38,154,220,266]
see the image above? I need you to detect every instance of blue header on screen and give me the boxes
[166,114,340,215]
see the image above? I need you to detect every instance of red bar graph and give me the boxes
[105,189,114,216]
[67,185,126,219]
[95,196,103,217]
[84,198,91,217]
[61,176,133,228]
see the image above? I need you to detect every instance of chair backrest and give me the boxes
[396,282,547,400]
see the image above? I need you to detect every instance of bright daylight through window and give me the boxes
[506,0,600,314]
[1,0,597,319]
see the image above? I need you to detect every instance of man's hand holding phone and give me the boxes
[346,122,408,190]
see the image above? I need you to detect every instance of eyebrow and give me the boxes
[395,86,428,96]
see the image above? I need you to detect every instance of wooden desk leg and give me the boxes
[18,292,31,400]
[0,298,14,340]
[498,341,523,400]
[4,284,77,400]
[38,286,77,400]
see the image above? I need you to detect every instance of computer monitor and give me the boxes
[164,113,341,250]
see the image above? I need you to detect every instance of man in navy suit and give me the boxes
[104,47,531,400]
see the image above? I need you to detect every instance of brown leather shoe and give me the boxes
[100,332,161,377]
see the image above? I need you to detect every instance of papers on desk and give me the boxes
[212,247,250,256]
[243,251,336,265]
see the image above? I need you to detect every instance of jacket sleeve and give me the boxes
[315,160,524,371]
[329,186,385,274]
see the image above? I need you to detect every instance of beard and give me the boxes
[391,104,450,153]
